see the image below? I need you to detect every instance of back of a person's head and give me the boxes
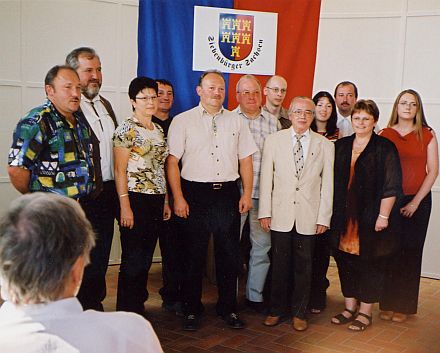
[0,192,95,304]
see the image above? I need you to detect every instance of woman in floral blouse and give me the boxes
[113,76,170,315]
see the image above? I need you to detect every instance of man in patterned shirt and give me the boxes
[8,65,95,199]
[235,74,279,313]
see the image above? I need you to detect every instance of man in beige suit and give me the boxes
[258,96,334,331]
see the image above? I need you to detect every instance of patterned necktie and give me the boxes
[294,134,304,179]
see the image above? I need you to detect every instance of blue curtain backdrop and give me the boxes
[138,0,234,116]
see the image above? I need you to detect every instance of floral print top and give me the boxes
[113,116,168,194]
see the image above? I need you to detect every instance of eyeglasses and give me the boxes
[238,90,260,96]
[135,95,157,102]
[291,109,313,117]
[399,101,417,108]
[266,87,287,94]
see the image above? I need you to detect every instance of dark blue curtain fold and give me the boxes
[138,0,234,115]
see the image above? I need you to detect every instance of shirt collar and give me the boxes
[236,106,264,120]
[81,94,101,104]
[198,102,224,117]
[291,127,310,139]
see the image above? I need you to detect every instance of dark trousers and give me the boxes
[78,180,118,311]
[335,250,385,303]
[158,215,184,304]
[180,179,241,316]
[380,193,432,314]
[269,228,315,319]
[309,230,331,310]
[116,192,164,315]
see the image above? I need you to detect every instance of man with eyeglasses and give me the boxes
[66,47,119,311]
[167,70,257,331]
[263,75,291,129]
[259,96,334,332]
[235,74,278,313]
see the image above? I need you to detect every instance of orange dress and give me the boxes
[338,151,361,255]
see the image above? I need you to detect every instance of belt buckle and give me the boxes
[212,183,222,190]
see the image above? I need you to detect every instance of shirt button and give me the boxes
[217,173,220,176]
[296,187,299,191]
[216,145,218,148]
[217,159,219,162]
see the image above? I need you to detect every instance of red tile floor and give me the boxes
[103,264,440,353]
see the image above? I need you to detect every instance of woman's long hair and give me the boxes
[388,89,429,141]
[311,91,338,136]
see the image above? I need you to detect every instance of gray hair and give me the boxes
[236,74,261,93]
[66,47,100,70]
[0,193,95,304]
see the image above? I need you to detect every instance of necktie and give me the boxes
[294,134,304,179]
[89,101,104,131]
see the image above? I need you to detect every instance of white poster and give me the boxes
[193,6,278,75]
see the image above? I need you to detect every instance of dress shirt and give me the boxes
[80,95,116,182]
[168,103,258,182]
[263,105,291,129]
[0,298,163,353]
[337,111,354,137]
[235,107,278,198]
[291,128,311,164]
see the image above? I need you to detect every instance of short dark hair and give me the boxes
[128,76,158,101]
[66,47,100,70]
[0,193,95,304]
[311,91,338,136]
[44,65,79,87]
[156,79,174,93]
[197,70,225,87]
[352,99,380,122]
[334,81,358,98]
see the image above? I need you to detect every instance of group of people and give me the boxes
[0,46,438,352]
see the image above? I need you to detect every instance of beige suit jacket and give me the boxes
[258,128,334,234]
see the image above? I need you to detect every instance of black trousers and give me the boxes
[309,230,331,310]
[335,250,385,303]
[269,228,315,319]
[158,215,184,304]
[180,179,242,316]
[78,180,118,311]
[380,193,432,314]
[116,192,164,315]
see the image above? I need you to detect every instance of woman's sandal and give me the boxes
[348,312,372,331]
[331,308,357,325]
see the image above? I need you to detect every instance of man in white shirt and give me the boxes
[66,47,119,311]
[167,70,257,331]
[0,192,163,353]
[235,75,278,312]
[334,81,358,137]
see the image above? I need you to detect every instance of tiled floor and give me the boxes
[103,264,440,353]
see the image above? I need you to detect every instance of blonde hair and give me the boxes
[388,89,429,141]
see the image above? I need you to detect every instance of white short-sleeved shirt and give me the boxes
[168,103,258,182]
[0,298,163,353]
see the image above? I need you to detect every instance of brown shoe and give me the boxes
[263,315,281,327]
[292,317,308,331]
[392,312,408,323]
[379,311,394,321]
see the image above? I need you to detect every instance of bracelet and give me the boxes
[119,193,129,198]
[378,214,389,220]
[164,200,169,204]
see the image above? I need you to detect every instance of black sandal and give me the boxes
[331,308,357,325]
[348,312,372,331]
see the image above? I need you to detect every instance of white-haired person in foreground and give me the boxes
[0,192,163,353]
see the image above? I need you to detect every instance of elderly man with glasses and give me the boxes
[258,96,334,332]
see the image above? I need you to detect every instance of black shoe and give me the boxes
[245,299,268,314]
[162,301,184,317]
[183,314,199,331]
[222,313,245,329]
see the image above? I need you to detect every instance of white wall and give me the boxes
[0,0,140,263]
[1,0,439,276]
[313,0,440,278]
